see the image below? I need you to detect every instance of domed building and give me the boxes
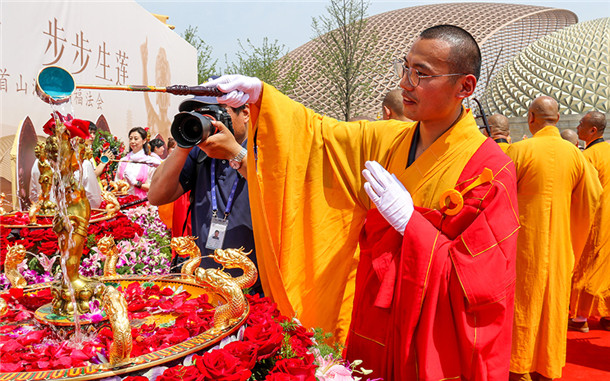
[279,2,577,120]
[483,18,609,117]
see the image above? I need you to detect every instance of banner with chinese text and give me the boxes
[0,0,197,143]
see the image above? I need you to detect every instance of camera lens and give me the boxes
[170,111,213,148]
[181,118,204,142]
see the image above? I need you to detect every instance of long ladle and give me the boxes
[36,66,223,105]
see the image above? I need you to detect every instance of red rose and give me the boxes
[195,349,251,381]
[38,240,59,256]
[243,320,284,360]
[269,357,317,381]
[224,340,258,370]
[288,325,314,349]
[156,365,203,381]
[122,377,149,381]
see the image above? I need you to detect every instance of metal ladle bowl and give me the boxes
[35,66,76,105]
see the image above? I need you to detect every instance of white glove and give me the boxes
[124,173,137,186]
[362,161,414,235]
[204,74,263,108]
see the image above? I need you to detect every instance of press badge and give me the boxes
[205,217,228,250]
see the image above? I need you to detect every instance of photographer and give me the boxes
[148,94,261,295]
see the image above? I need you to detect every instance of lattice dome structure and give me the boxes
[483,18,610,117]
[278,2,577,120]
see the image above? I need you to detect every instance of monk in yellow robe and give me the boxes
[199,26,520,379]
[560,128,580,148]
[507,97,602,381]
[488,113,511,152]
[570,111,610,327]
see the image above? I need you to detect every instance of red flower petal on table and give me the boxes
[0,361,24,373]
[2,339,25,352]
[51,356,74,369]
[129,311,151,319]
[8,287,24,300]
[98,326,114,339]
[175,299,199,314]
[36,361,50,370]
[21,329,48,346]
[160,287,174,296]
[158,299,173,311]
[140,322,156,333]
[127,300,147,312]
[70,349,91,361]
[0,325,15,334]
[168,327,190,345]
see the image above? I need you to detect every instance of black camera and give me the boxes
[170,104,234,148]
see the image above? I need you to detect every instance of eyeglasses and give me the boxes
[392,59,467,88]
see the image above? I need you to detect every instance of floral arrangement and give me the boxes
[91,130,126,182]
[0,202,170,289]
[0,287,373,380]
[0,200,377,380]
[81,204,172,278]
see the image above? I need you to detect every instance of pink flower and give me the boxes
[313,350,355,381]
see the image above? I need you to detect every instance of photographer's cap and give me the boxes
[179,76,220,112]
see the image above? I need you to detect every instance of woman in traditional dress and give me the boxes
[115,127,158,197]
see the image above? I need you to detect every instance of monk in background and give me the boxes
[507,97,602,381]
[570,111,610,331]
[380,88,411,121]
[560,128,580,148]
[488,113,511,152]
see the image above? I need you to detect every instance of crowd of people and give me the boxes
[29,23,608,381]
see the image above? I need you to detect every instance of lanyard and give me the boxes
[211,159,240,219]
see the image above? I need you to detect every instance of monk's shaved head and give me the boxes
[577,110,607,144]
[419,24,481,80]
[586,111,606,134]
[528,96,560,133]
[383,89,404,115]
[488,114,510,138]
[560,129,579,147]
[529,96,559,123]
[382,89,410,121]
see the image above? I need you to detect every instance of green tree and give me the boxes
[311,0,382,120]
[182,25,218,84]
[225,38,301,94]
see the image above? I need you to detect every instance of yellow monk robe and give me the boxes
[571,140,610,317]
[245,84,486,342]
[497,141,510,153]
[507,126,602,379]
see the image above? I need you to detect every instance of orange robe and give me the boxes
[571,140,610,317]
[507,126,602,379]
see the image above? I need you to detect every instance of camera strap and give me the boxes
[205,159,240,251]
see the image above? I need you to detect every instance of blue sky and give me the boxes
[136,0,610,69]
